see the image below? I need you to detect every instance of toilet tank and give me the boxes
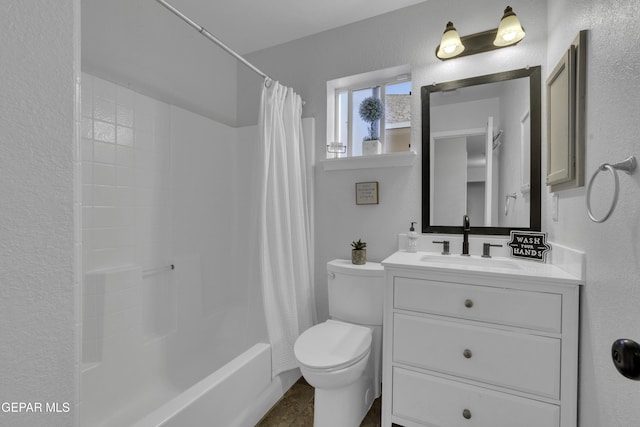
[327,259,385,326]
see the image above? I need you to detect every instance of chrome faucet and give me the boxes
[461,214,470,256]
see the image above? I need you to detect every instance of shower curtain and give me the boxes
[258,80,316,376]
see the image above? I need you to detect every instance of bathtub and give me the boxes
[131,343,299,427]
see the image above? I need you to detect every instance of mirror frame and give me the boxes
[421,66,542,235]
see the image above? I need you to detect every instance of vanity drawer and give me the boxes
[394,277,562,333]
[392,367,560,427]
[393,313,561,398]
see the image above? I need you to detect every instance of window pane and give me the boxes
[385,81,411,152]
[352,87,376,157]
[385,81,411,125]
[337,91,348,158]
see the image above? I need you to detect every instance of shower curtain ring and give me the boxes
[264,77,273,88]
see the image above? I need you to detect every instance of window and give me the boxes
[326,66,412,159]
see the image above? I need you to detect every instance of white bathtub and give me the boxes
[132,343,299,427]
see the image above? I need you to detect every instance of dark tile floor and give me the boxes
[256,377,381,426]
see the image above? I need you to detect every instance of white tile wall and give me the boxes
[82,74,170,272]
[81,74,172,360]
[79,73,260,427]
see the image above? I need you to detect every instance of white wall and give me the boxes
[432,137,467,225]
[239,0,547,320]
[7,1,639,425]
[546,1,640,425]
[238,0,640,425]
[431,98,500,133]
[497,77,530,227]
[80,74,264,427]
[82,0,239,127]
[0,2,78,426]
[80,74,175,427]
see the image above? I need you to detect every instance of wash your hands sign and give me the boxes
[508,231,550,262]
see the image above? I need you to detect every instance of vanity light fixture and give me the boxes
[494,6,526,46]
[436,22,465,60]
[435,5,526,61]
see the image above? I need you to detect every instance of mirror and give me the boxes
[421,67,541,235]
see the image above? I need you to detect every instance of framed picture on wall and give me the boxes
[546,30,587,192]
[356,182,379,205]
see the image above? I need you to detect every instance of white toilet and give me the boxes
[294,259,385,427]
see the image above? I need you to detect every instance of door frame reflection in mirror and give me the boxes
[421,66,541,235]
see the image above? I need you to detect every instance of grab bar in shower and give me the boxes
[142,264,175,278]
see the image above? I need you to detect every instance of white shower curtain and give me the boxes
[258,80,316,377]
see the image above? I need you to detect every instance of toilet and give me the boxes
[294,259,385,427]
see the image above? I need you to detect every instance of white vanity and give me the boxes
[381,251,583,427]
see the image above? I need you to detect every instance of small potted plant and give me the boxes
[359,96,384,155]
[351,239,367,265]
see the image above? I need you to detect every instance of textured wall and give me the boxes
[80,73,259,426]
[546,1,640,426]
[497,77,531,227]
[80,74,173,426]
[238,0,548,320]
[0,1,77,426]
[82,0,239,127]
[239,1,640,425]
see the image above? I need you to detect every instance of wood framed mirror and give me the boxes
[421,66,541,235]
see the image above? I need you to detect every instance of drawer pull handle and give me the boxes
[463,349,473,359]
[462,408,472,419]
[464,299,473,308]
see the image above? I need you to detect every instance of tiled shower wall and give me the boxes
[79,73,266,427]
[80,74,183,426]
[80,74,172,365]
[81,74,171,273]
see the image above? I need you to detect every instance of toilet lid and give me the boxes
[294,320,372,370]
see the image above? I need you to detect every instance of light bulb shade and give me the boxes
[494,6,525,46]
[436,22,465,59]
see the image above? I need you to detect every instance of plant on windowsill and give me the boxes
[351,239,367,265]
[359,96,384,156]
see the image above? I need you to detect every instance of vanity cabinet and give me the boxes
[381,261,580,427]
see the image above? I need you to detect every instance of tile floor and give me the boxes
[256,377,382,426]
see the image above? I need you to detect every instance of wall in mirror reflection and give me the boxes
[430,77,530,228]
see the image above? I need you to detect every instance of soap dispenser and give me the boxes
[407,222,418,253]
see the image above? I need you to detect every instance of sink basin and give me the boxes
[419,254,521,271]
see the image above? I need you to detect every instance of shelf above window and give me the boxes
[320,151,417,171]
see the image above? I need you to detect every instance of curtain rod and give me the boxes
[155,0,273,87]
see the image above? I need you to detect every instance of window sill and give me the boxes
[320,151,417,171]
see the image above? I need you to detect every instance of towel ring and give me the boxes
[586,156,636,223]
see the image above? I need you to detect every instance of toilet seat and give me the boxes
[294,320,372,371]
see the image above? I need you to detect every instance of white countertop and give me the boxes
[382,250,583,285]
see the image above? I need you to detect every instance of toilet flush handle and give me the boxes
[328,272,336,280]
